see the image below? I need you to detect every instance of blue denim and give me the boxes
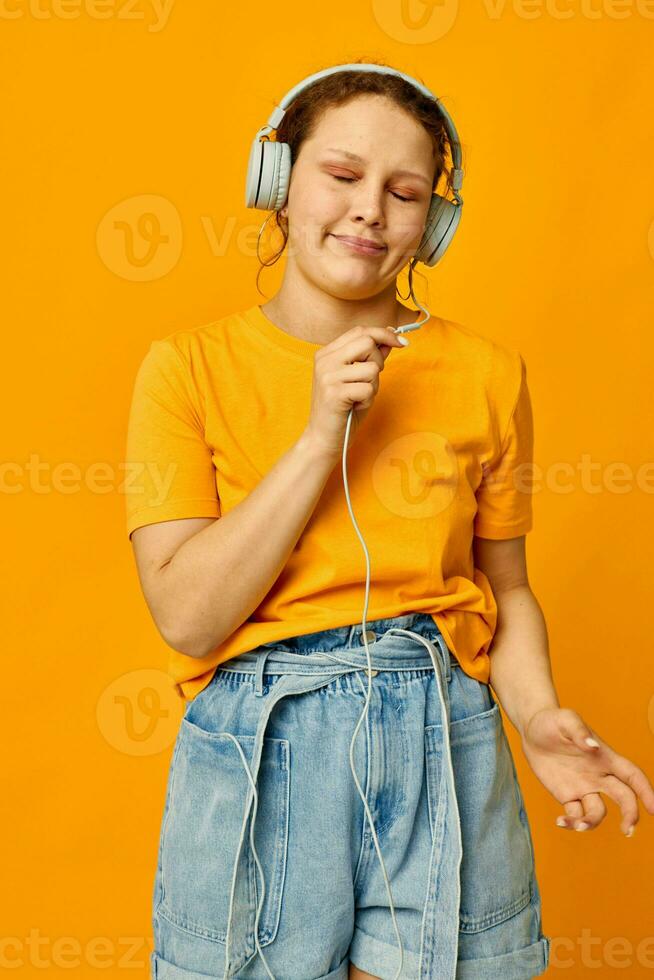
[150,612,551,979]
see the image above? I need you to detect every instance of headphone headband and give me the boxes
[260,63,464,193]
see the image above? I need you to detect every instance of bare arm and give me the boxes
[473,534,560,737]
[131,430,339,658]
[130,323,405,658]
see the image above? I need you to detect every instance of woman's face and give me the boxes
[280,95,436,300]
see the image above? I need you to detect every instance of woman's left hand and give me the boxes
[520,707,654,836]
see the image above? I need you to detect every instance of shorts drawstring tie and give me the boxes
[218,627,463,980]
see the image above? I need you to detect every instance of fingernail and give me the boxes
[556,817,567,828]
[397,336,409,346]
[625,825,635,837]
[576,822,590,831]
[585,737,600,748]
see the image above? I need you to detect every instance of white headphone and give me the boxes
[245,62,465,267]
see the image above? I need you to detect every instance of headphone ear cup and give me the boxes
[272,142,291,211]
[414,194,462,267]
[245,138,291,211]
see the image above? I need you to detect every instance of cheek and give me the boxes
[288,209,342,259]
[392,212,425,245]
[290,185,342,231]
[387,218,425,263]
[383,219,424,266]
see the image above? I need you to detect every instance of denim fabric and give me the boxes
[150,612,551,980]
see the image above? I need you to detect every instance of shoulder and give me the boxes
[133,308,251,394]
[130,311,238,411]
[152,308,242,363]
[434,314,525,396]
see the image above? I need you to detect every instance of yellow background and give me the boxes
[2,0,653,975]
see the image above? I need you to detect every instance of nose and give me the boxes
[349,179,385,226]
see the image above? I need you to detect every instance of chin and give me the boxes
[328,278,384,302]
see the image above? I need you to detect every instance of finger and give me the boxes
[571,718,654,819]
[597,774,639,836]
[335,361,382,389]
[556,709,603,753]
[558,714,654,819]
[338,336,388,371]
[556,800,584,830]
[325,325,403,357]
[336,348,385,377]
[378,342,398,363]
[576,793,607,831]
[602,751,654,817]
[557,793,607,833]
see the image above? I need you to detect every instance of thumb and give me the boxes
[559,709,600,751]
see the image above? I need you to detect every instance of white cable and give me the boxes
[222,730,277,980]
[222,301,432,980]
[340,300,431,980]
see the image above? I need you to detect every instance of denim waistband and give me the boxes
[218,612,459,694]
[259,611,439,653]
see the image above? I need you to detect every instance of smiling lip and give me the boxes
[331,234,386,255]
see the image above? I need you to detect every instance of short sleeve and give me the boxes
[473,353,534,539]
[124,338,221,540]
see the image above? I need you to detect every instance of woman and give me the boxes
[125,62,654,980]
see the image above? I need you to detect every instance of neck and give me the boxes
[260,270,419,346]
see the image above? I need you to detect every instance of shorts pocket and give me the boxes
[157,716,290,949]
[425,702,534,933]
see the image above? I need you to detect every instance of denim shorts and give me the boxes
[150,612,551,980]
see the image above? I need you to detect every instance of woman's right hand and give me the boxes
[302,324,408,459]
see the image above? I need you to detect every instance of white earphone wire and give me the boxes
[338,298,431,980]
[222,298,433,980]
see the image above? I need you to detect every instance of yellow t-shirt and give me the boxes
[125,304,534,701]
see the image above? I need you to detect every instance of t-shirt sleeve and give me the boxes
[124,337,221,540]
[473,352,534,539]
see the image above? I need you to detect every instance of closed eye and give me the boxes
[331,174,413,203]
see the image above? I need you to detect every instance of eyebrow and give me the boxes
[323,148,431,187]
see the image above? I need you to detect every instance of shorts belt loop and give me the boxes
[254,648,272,697]
[433,633,452,683]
